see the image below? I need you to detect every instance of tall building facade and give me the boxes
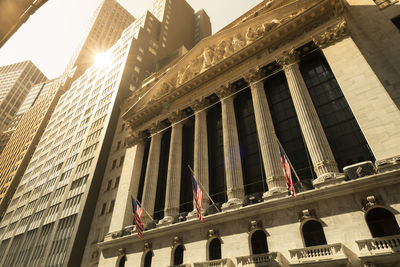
[0,61,47,133]
[0,1,211,266]
[98,1,400,267]
[0,0,135,222]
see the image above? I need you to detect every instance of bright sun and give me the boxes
[94,52,112,68]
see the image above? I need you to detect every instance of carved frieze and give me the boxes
[313,19,349,49]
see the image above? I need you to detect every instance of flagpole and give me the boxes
[129,191,155,221]
[188,165,221,213]
[275,138,304,189]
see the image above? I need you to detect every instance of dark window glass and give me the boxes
[119,255,126,267]
[265,71,314,184]
[114,176,120,188]
[234,89,265,195]
[180,117,195,213]
[173,245,184,265]
[137,139,151,203]
[302,220,327,247]
[100,203,106,215]
[251,230,268,254]
[209,238,221,260]
[366,208,400,237]
[207,103,227,204]
[144,251,152,267]
[154,128,171,220]
[300,51,374,170]
[391,15,400,30]
[106,180,112,191]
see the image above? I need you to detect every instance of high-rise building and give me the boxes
[0,61,47,133]
[0,0,211,266]
[96,1,400,267]
[0,0,135,223]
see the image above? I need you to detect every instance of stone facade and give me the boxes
[98,1,400,267]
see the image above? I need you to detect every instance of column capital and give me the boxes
[313,19,349,49]
[215,83,235,99]
[276,48,299,68]
[191,97,211,112]
[168,110,185,124]
[126,131,147,146]
[243,67,264,84]
[148,121,168,135]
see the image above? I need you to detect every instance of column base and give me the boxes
[312,172,345,189]
[157,216,174,226]
[221,198,243,211]
[187,209,205,220]
[262,188,289,201]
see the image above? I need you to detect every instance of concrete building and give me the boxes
[98,1,400,267]
[0,0,135,223]
[0,61,47,133]
[0,0,211,266]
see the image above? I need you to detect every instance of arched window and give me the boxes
[143,251,152,267]
[209,238,221,260]
[251,230,268,255]
[302,220,327,247]
[118,255,126,267]
[366,208,400,237]
[173,245,184,265]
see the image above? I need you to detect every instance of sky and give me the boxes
[0,0,263,79]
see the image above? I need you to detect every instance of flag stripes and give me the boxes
[131,195,144,238]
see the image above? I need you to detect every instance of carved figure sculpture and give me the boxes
[202,46,214,71]
[246,27,258,44]
[232,33,246,51]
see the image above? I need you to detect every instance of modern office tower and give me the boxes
[0,0,135,221]
[0,0,211,265]
[99,0,400,267]
[0,61,47,133]
[0,0,48,48]
[0,80,54,155]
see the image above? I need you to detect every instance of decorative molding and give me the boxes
[207,229,219,240]
[298,209,316,221]
[144,242,152,251]
[148,121,168,135]
[275,48,299,67]
[361,195,383,212]
[172,236,183,247]
[168,110,185,124]
[215,83,235,99]
[313,19,349,49]
[126,131,147,146]
[248,220,263,232]
[191,98,211,112]
[118,248,126,256]
[243,67,264,84]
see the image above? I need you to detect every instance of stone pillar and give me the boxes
[313,19,400,169]
[191,98,210,213]
[276,49,343,188]
[140,123,165,224]
[216,84,245,209]
[244,69,287,198]
[161,111,184,225]
[109,131,147,233]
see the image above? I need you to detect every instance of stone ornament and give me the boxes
[126,131,147,146]
[215,83,235,99]
[243,67,264,84]
[191,98,211,112]
[298,209,316,221]
[148,121,168,135]
[248,220,263,232]
[143,242,152,251]
[313,19,349,49]
[276,48,299,67]
[207,229,219,239]
[168,110,185,124]
[361,195,382,212]
[172,236,182,246]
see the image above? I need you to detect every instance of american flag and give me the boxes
[278,144,296,197]
[191,174,204,222]
[131,195,144,238]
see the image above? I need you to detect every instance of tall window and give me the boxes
[251,230,268,255]
[173,245,184,265]
[234,88,265,195]
[265,71,314,183]
[366,208,400,237]
[300,50,374,171]
[207,103,227,204]
[154,128,171,220]
[137,138,151,203]
[143,251,152,267]
[209,238,222,260]
[118,255,126,267]
[302,220,327,247]
[180,117,195,213]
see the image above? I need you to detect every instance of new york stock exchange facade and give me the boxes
[98,0,400,266]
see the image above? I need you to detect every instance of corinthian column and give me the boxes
[141,122,165,224]
[244,69,287,197]
[276,49,343,188]
[161,111,184,225]
[191,98,210,213]
[216,84,245,209]
[109,131,148,233]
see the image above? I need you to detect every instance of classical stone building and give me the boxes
[99,0,400,267]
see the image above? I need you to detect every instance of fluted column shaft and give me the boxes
[279,51,339,183]
[193,103,209,211]
[248,78,287,193]
[219,94,245,205]
[163,122,183,220]
[141,131,163,223]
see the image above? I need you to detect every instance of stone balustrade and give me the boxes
[356,234,400,255]
[193,258,233,267]
[236,252,287,267]
[289,243,348,265]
